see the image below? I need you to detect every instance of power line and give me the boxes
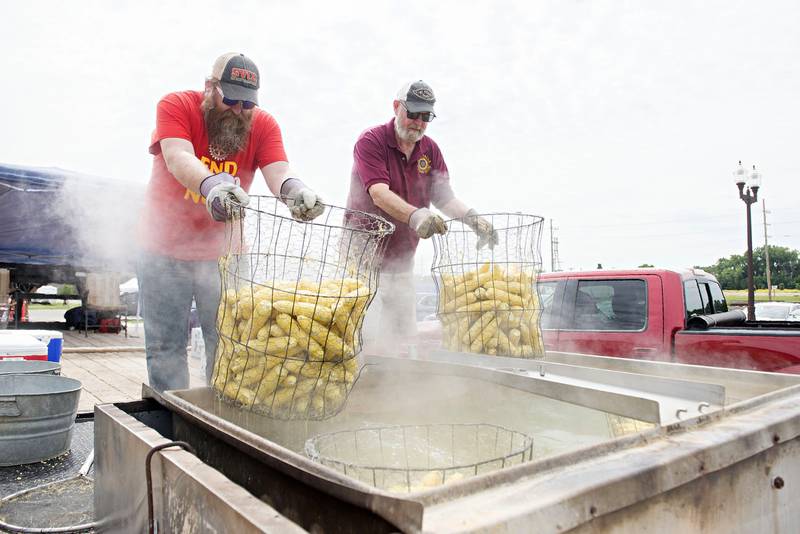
[560,214,734,229]
[558,215,800,231]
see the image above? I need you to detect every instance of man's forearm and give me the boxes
[261,161,293,197]
[162,144,213,193]
[439,198,471,219]
[369,184,417,224]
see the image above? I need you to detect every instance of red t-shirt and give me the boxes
[138,90,287,260]
[346,119,454,272]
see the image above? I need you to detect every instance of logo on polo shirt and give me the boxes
[417,155,431,174]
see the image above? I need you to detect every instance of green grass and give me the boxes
[724,289,800,304]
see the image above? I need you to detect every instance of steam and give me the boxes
[56,172,144,275]
[361,271,419,357]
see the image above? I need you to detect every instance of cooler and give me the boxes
[0,330,64,362]
[0,333,48,361]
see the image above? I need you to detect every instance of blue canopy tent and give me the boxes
[0,163,142,289]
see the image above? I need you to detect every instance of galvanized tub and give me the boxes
[0,374,82,466]
[0,360,61,376]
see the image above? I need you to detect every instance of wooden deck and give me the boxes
[59,326,204,412]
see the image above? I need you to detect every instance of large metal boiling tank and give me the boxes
[95,350,800,533]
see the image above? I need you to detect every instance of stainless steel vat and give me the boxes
[95,352,800,533]
[0,374,81,466]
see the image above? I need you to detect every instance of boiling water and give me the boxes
[178,362,626,463]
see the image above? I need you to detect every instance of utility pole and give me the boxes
[549,219,561,272]
[762,199,772,301]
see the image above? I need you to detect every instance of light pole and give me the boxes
[733,161,762,321]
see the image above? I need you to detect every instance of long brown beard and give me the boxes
[203,97,253,159]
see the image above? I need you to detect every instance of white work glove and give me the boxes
[409,207,447,239]
[463,209,499,249]
[280,178,325,221]
[199,173,250,221]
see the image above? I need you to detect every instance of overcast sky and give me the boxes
[2,0,798,274]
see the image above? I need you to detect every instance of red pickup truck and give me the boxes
[537,268,800,374]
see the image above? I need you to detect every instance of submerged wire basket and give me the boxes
[212,196,394,420]
[432,213,545,358]
[305,423,534,493]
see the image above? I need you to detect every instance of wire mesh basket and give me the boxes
[432,213,545,358]
[305,423,534,493]
[212,196,394,419]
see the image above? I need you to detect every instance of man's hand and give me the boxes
[199,173,250,221]
[280,178,325,221]
[463,209,499,249]
[409,207,447,239]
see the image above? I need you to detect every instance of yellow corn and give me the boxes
[456,300,509,313]
[462,311,495,345]
[444,291,478,312]
[275,313,326,361]
[484,287,524,307]
[296,315,354,361]
[273,300,334,325]
[436,263,544,359]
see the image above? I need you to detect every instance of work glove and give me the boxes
[409,207,447,239]
[199,172,250,222]
[280,178,325,221]
[463,209,499,249]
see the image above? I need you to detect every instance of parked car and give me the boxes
[416,293,438,321]
[754,302,800,322]
[31,285,58,304]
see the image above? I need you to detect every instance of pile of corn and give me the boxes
[212,277,371,418]
[437,263,543,357]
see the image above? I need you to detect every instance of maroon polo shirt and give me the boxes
[346,119,455,272]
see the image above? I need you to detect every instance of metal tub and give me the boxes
[0,374,81,466]
[0,360,61,376]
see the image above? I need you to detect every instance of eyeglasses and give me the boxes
[216,85,256,110]
[401,102,435,122]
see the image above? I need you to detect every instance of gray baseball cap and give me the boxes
[396,80,436,113]
[211,53,260,105]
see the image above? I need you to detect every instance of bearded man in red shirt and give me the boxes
[138,53,323,392]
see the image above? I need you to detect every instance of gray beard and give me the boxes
[395,120,424,143]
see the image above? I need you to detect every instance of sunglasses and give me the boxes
[401,102,436,122]
[216,85,257,110]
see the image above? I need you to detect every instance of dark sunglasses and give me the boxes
[216,86,256,109]
[222,96,257,110]
[402,102,435,122]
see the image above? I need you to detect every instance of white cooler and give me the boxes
[0,333,49,361]
[0,330,64,362]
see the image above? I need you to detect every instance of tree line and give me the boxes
[700,246,800,290]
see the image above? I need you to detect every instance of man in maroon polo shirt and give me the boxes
[347,80,497,354]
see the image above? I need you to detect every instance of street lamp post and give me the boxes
[733,161,762,322]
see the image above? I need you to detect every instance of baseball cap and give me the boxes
[210,53,260,105]
[396,80,436,113]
